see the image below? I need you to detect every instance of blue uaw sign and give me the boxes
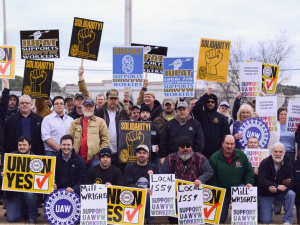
[112,47,144,87]
[163,57,194,97]
[237,118,270,149]
[44,189,81,225]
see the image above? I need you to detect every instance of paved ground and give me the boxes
[0,206,297,224]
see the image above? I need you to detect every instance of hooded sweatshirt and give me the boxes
[193,93,230,158]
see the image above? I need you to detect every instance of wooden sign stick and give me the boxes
[81,59,84,67]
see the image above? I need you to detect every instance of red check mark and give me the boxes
[265,77,277,90]
[36,172,53,189]
[204,203,220,218]
[0,59,14,75]
[126,204,143,222]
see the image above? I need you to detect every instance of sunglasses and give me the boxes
[207,101,215,104]
[179,145,191,148]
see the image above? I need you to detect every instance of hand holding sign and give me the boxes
[205,49,223,75]
[78,28,95,53]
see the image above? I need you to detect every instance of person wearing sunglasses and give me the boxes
[193,87,230,159]
[161,136,213,224]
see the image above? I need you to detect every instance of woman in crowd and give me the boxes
[230,104,254,150]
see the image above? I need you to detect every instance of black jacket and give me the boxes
[292,159,300,205]
[193,93,230,158]
[5,92,19,123]
[4,111,44,155]
[0,88,9,149]
[95,102,130,150]
[295,124,300,147]
[140,100,163,122]
[55,149,87,195]
[68,106,83,120]
[258,155,294,197]
[160,114,205,158]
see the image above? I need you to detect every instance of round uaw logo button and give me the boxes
[120,190,134,206]
[30,158,44,173]
[203,188,213,203]
[263,66,272,77]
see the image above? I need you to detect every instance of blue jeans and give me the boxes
[6,192,38,222]
[45,151,59,157]
[259,190,295,224]
[296,205,300,225]
[86,158,100,170]
[146,195,154,223]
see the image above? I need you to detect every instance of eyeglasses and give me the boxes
[207,101,215,104]
[179,145,191,148]
[20,102,31,105]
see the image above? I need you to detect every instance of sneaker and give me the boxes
[28,218,37,224]
[283,223,291,225]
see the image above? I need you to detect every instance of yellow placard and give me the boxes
[175,179,226,224]
[2,154,56,194]
[247,60,280,93]
[0,46,16,79]
[107,185,147,225]
[197,38,231,83]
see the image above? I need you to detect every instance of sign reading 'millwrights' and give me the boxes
[113,47,144,87]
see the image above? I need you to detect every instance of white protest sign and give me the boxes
[80,184,107,225]
[150,174,176,216]
[244,149,269,168]
[231,186,258,225]
[256,96,277,131]
[287,100,300,132]
[240,62,262,97]
[177,184,205,225]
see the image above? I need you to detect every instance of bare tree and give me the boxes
[215,31,295,99]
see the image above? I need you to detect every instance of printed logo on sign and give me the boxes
[203,188,213,203]
[30,158,44,173]
[263,66,272,77]
[0,48,5,60]
[120,190,134,205]
[122,55,134,74]
[44,189,80,225]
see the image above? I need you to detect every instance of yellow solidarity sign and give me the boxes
[2,154,56,194]
[175,179,226,225]
[197,38,231,83]
[107,186,147,225]
[0,46,16,79]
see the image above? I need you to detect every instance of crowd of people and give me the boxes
[0,67,300,224]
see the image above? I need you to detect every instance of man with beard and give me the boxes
[160,101,204,165]
[68,99,110,170]
[193,87,230,158]
[2,136,38,223]
[161,136,213,224]
[124,145,158,224]
[258,142,295,225]
[139,105,160,166]
[218,101,233,127]
[153,98,176,134]
[209,135,254,224]
[95,89,129,170]
[84,148,124,186]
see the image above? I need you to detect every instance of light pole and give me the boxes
[2,0,7,90]
[124,0,132,46]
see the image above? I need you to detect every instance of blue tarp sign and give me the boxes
[163,57,194,97]
[113,47,144,87]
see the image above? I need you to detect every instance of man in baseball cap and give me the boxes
[68,92,86,120]
[218,101,233,127]
[153,98,176,134]
[84,148,124,186]
[124,144,159,224]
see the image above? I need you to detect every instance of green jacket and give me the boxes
[209,148,254,196]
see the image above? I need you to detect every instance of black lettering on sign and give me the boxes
[113,206,123,222]
[107,205,113,222]
[131,190,142,206]
[7,156,16,171]
[15,174,24,189]
[209,189,221,204]
[41,158,52,174]
[24,174,33,189]
[107,188,121,204]
[6,173,15,187]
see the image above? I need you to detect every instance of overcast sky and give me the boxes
[1,0,300,87]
